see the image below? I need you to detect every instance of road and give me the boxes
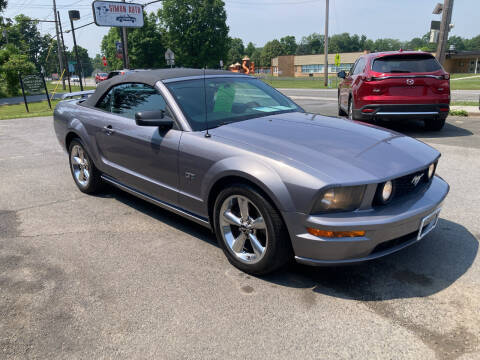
[1,108,479,359]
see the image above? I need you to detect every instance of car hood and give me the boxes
[210,112,440,184]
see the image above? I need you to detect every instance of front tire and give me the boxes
[338,95,347,116]
[68,139,103,194]
[213,184,291,275]
[348,98,355,120]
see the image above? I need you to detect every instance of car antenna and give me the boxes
[203,67,211,138]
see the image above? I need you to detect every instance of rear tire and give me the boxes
[213,183,291,275]
[68,139,103,194]
[424,117,446,131]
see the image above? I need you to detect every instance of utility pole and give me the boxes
[53,0,66,90]
[323,0,329,87]
[57,11,72,93]
[69,10,84,91]
[121,0,129,69]
[436,0,454,66]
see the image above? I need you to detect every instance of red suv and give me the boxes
[337,51,450,131]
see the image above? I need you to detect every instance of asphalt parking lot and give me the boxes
[1,100,480,358]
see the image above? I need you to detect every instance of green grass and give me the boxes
[451,100,479,106]
[46,81,95,93]
[450,73,480,90]
[0,100,59,120]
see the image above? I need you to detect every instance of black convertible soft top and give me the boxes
[83,68,246,107]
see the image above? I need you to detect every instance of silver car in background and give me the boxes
[53,69,449,274]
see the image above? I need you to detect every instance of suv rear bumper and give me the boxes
[354,104,450,120]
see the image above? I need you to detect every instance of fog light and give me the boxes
[428,163,435,179]
[307,228,366,238]
[382,181,393,202]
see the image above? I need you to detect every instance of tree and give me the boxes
[67,45,93,76]
[158,0,229,68]
[280,36,296,55]
[245,42,256,58]
[260,39,283,67]
[447,35,466,51]
[92,54,104,72]
[4,15,46,70]
[0,44,36,95]
[227,37,244,65]
[251,48,262,68]
[101,27,123,70]
[127,12,166,69]
[296,33,324,55]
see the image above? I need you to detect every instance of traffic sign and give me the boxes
[334,53,341,67]
[102,56,108,67]
[165,48,175,66]
[92,0,144,28]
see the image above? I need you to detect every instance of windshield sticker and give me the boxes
[253,107,281,112]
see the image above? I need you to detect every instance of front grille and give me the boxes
[370,231,417,255]
[393,169,430,197]
[373,165,435,206]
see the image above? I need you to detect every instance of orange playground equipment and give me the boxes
[229,56,255,74]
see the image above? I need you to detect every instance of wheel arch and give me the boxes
[203,157,296,228]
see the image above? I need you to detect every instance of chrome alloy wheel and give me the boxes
[219,195,268,264]
[70,144,90,187]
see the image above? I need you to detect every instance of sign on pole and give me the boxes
[334,53,341,67]
[165,48,175,67]
[92,1,144,28]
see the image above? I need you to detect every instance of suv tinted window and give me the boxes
[96,83,168,119]
[372,54,442,73]
[353,57,365,75]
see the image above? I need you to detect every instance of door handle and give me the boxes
[103,125,115,135]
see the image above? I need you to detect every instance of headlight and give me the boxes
[374,180,395,205]
[428,163,435,179]
[382,181,393,202]
[311,185,366,214]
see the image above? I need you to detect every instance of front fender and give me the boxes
[202,156,296,213]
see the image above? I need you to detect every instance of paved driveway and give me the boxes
[0,111,479,359]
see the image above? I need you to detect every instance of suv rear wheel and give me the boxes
[424,117,446,131]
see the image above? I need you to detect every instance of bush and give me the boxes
[449,109,468,117]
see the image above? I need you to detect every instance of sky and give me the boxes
[3,0,480,57]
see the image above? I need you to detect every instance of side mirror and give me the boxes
[135,111,174,130]
[337,70,346,79]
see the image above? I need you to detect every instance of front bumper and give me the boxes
[283,175,449,266]
[354,104,450,121]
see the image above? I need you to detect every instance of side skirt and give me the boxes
[101,175,211,229]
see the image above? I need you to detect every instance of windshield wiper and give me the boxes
[390,70,411,73]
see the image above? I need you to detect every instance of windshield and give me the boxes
[166,77,302,131]
[372,54,442,73]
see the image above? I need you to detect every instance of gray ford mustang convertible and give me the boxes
[54,69,449,274]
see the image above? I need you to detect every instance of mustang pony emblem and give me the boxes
[411,173,424,186]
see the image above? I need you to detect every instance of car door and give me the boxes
[350,57,366,109]
[94,83,182,205]
[339,59,358,110]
